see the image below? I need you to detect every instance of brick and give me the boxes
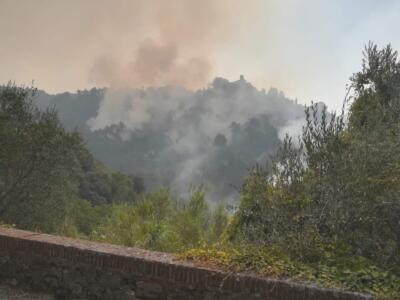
[0,227,374,300]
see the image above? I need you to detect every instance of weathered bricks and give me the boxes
[0,227,374,300]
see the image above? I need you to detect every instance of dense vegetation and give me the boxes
[0,85,143,232]
[223,43,400,298]
[230,43,400,268]
[1,43,400,299]
[35,78,303,201]
[82,188,228,252]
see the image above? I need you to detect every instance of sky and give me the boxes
[0,0,399,111]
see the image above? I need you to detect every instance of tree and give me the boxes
[0,84,81,232]
[229,43,400,271]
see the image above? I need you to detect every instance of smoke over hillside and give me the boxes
[36,77,306,202]
[14,1,310,201]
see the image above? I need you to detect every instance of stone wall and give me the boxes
[0,227,373,300]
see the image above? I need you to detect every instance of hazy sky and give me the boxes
[0,0,399,111]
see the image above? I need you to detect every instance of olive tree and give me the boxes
[0,84,81,232]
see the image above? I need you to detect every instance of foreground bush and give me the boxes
[66,188,229,253]
[229,43,400,273]
[182,244,400,299]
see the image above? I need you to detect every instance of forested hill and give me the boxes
[35,77,306,201]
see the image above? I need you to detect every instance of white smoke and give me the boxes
[87,77,305,201]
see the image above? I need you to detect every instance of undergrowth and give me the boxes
[180,244,400,300]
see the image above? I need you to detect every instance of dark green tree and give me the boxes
[0,84,81,232]
[229,43,400,271]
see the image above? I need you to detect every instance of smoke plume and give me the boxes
[89,0,239,90]
[86,78,305,201]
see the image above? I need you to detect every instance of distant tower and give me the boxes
[239,75,245,81]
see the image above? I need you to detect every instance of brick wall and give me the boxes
[0,227,373,300]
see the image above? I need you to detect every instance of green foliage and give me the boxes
[77,147,142,205]
[0,84,81,232]
[0,84,144,232]
[94,188,175,251]
[64,197,111,238]
[229,43,400,273]
[87,188,228,253]
[220,43,400,299]
[182,244,400,299]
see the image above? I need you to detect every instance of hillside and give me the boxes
[35,77,306,201]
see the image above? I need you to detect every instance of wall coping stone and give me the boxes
[0,227,374,299]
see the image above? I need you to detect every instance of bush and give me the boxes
[228,43,400,272]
